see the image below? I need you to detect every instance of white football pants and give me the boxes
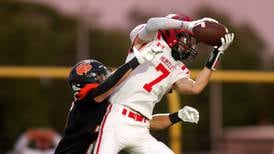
[93,103,174,154]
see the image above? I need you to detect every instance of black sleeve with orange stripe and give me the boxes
[86,57,139,101]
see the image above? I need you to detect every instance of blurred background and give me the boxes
[0,0,273,153]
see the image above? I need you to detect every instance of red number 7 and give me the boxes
[143,63,170,92]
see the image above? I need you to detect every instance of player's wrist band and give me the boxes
[205,48,223,71]
[169,112,181,124]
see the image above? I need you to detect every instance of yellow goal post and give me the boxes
[0,66,273,83]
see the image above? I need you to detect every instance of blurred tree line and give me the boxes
[0,0,273,153]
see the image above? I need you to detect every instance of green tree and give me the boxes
[0,0,77,66]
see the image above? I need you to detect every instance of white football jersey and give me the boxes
[109,26,191,119]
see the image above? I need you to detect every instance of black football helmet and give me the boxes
[68,59,110,93]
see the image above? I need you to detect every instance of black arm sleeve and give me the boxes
[87,57,139,100]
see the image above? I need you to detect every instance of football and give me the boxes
[192,21,228,46]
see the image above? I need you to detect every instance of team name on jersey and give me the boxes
[160,56,175,70]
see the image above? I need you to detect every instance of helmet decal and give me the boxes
[76,63,92,75]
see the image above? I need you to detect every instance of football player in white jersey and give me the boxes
[94,14,234,154]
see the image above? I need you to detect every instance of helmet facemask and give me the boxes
[91,67,112,84]
[171,32,199,62]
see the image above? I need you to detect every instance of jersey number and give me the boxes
[143,63,170,92]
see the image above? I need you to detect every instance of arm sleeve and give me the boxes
[138,17,190,41]
[87,57,139,99]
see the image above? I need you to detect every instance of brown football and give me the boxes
[192,21,228,46]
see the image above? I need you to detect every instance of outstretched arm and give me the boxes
[132,16,218,47]
[89,57,140,103]
[173,67,212,95]
[133,17,191,47]
[173,33,234,95]
[149,114,171,130]
[149,106,199,131]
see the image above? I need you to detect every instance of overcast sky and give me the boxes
[37,0,274,56]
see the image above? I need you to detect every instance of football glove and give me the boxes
[205,33,234,70]
[133,45,162,64]
[178,106,199,124]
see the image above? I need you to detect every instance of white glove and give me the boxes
[133,46,162,64]
[178,106,199,124]
[186,17,219,32]
[216,33,234,52]
[205,33,234,70]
